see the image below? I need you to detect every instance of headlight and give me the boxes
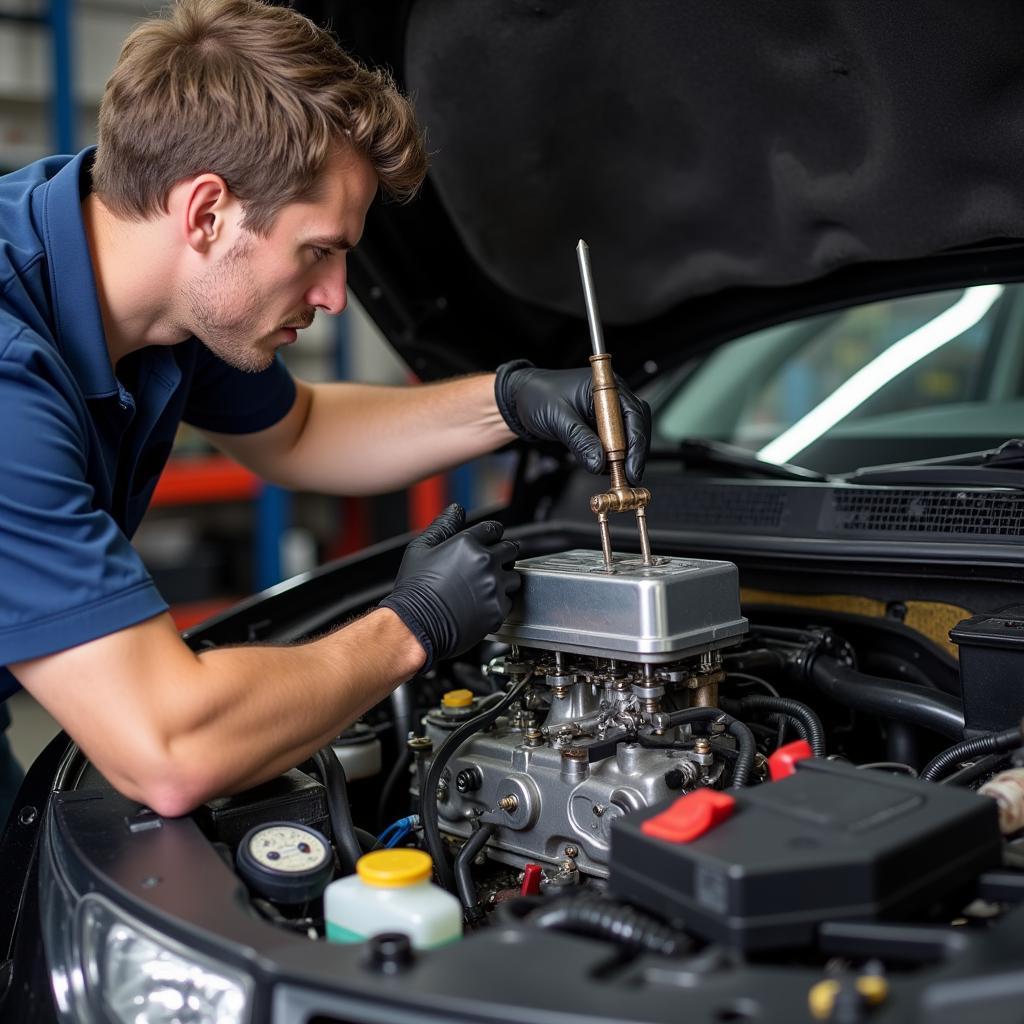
[80,896,252,1024]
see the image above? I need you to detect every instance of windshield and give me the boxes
[651,283,1023,474]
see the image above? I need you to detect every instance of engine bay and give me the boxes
[186,541,1024,1008]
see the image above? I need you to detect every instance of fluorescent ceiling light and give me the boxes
[757,284,1005,466]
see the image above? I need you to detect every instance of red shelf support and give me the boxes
[152,456,261,507]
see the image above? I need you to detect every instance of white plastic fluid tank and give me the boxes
[324,849,463,948]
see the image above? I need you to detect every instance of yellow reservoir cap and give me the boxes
[357,849,433,888]
[441,688,474,709]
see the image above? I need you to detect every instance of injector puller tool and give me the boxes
[576,239,656,569]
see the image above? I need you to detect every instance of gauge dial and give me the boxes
[248,825,327,871]
[236,821,334,904]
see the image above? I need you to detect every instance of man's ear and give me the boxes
[181,174,233,254]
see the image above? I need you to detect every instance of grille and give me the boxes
[833,488,1024,536]
[657,484,788,530]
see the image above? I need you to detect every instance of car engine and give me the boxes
[189,540,1024,978]
[421,549,748,880]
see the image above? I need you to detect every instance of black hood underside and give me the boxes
[317,0,1024,378]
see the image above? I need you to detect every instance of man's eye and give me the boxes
[311,246,332,263]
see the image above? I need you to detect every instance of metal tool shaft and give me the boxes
[576,239,654,567]
[576,240,606,356]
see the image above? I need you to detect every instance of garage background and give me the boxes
[0,0,515,768]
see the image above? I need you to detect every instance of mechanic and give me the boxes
[0,0,650,830]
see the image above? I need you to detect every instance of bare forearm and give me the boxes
[275,374,516,494]
[167,608,422,803]
[14,608,425,816]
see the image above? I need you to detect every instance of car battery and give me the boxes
[195,768,330,849]
[951,608,1024,735]
[609,757,1001,951]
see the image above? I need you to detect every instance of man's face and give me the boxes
[183,148,378,373]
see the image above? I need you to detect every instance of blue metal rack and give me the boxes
[254,310,352,589]
[0,0,75,153]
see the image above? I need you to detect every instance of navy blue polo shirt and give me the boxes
[0,149,297,701]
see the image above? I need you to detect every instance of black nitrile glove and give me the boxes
[380,503,521,670]
[494,360,652,485]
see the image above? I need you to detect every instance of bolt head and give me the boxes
[564,845,579,858]
[498,793,520,813]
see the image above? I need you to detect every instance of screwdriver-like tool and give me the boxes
[576,239,654,569]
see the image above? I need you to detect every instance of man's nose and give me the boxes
[307,262,348,315]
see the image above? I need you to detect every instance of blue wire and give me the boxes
[377,814,420,846]
[385,827,411,849]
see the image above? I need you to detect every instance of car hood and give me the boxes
[312,0,1024,381]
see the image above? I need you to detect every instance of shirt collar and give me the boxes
[39,146,118,400]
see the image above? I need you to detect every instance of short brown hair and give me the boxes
[92,0,427,234]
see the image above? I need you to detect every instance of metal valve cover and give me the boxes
[489,549,747,663]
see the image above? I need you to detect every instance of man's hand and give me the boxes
[380,504,521,669]
[494,360,652,485]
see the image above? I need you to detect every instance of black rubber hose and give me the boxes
[355,827,383,852]
[421,676,533,893]
[729,695,826,757]
[765,712,806,745]
[807,655,965,740]
[313,748,364,875]
[884,721,919,768]
[454,823,496,921]
[527,896,691,956]
[720,702,806,750]
[390,682,416,746]
[376,749,412,832]
[920,728,1024,782]
[943,753,1009,788]
[663,707,756,787]
[377,683,416,830]
[722,648,787,677]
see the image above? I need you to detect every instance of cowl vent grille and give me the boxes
[658,484,788,530]
[833,489,1024,536]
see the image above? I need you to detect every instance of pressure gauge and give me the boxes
[236,821,334,904]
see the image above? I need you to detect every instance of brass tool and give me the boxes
[576,239,653,569]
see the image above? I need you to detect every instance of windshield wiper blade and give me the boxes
[845,439,1024,488]
[670,438,828,481]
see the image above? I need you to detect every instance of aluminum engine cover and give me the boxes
[489,550,747,663]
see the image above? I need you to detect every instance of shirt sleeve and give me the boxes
[0,331,168,666]
[182,346,297,434]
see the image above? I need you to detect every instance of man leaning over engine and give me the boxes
[0,0,650,827]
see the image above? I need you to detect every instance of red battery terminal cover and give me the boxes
[768,739,814,781]
[640,788,736,843]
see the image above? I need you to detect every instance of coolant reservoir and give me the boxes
[324,849,462,948]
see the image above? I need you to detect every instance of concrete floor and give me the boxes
[7,690,61,773]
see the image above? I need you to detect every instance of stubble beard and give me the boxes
[183,236,275,375]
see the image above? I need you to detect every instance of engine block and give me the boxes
[422,550,749,879]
